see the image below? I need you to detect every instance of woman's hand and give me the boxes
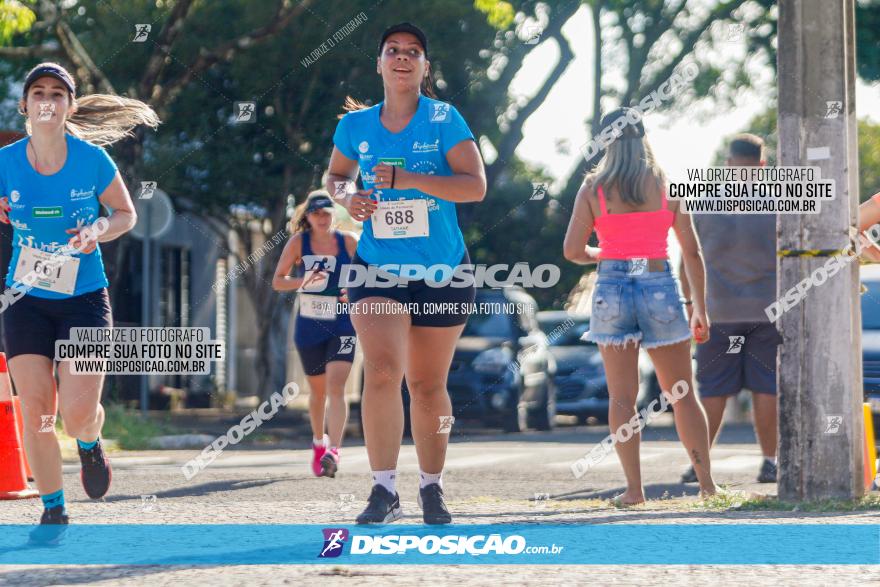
[338,288,349,304]
[66,225,99,254]
[372,163,411,190]
[859,232,880,263]
[691,308,710,344]
[345,189,377,222]
[0,197,9,224]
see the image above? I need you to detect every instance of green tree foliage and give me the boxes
[0,1,35,45]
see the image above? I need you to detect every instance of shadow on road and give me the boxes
[103,476,297,501]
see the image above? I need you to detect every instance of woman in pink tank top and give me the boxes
[563,108,718,504]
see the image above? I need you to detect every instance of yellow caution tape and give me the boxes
[777,249,850,257]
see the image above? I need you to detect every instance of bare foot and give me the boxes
[611,491,645,507]
[700,484,721,498]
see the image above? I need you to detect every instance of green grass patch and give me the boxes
[99,404,179,450]
[701,491,880,512]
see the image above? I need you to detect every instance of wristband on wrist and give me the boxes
[683,299,693,306]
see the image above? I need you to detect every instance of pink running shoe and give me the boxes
[321,448,339,478]
[311,443,327,477]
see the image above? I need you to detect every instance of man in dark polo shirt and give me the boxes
[679,133,780,484]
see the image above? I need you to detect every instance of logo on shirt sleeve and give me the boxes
[10,190,20,203]
[430,103,451,123]
[358,141,370,154]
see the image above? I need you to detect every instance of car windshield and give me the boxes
[538,317,593,346]
[863,280,880,330]
[463,306,515,338]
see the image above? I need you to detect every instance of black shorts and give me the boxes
[296,335,357,376]
[347,252,476,327]
[2,288,113,360]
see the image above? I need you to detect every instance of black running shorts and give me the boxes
[2,288,112,360]
[296,335,357,376]
[346,252,476,327]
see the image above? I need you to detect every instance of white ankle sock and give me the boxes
[419,470,443,489]
[765,456,777,465]
[372,469,397,494]
[313,437,325,447]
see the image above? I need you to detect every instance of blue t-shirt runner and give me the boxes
[333,95,474,277]
[0,133,115,299]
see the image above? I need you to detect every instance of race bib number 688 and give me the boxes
[372,199,429,239]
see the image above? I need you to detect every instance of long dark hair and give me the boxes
[341,38,437,115]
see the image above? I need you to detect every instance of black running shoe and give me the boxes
[418,483,452,525]
[757,459,777,483]
[321,449,339,478]
[78,439,112,499]
[28,506,69,546]
[680,465,698,484]
[355,485,402,525]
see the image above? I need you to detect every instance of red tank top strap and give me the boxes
[596,184,608,215]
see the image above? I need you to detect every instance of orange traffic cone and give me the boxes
[12,397,33,481]
[0,352,38,499]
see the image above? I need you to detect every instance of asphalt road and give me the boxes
[1,419,878,586]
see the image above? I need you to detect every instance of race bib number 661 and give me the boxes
[13,246,79,295]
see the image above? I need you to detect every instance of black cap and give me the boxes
[598,107,645,139]
[306,194,334,213]
[23,63,76,97]
[378,23,428,58]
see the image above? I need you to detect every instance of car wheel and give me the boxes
[402,406,413,439]
[401,383,412,439]
[501,402,527,433]
[527,381,556,431]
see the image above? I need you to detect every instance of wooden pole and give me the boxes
[777,0,864,500]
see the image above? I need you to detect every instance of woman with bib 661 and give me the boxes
[0,63,158,529]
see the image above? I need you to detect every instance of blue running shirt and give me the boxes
[333,95,474,275]
[0,134,116,299]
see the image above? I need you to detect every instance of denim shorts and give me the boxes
[583,261,692,349]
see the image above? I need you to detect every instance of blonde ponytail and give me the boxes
[23,93,160,146]
[65,94,160,146]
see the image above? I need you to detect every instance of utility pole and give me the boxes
[777,0,864,500]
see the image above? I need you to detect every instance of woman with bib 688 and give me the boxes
[326,23,486,525]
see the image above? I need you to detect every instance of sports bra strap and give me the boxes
[301,231,312,257]
[596,184,608,215]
